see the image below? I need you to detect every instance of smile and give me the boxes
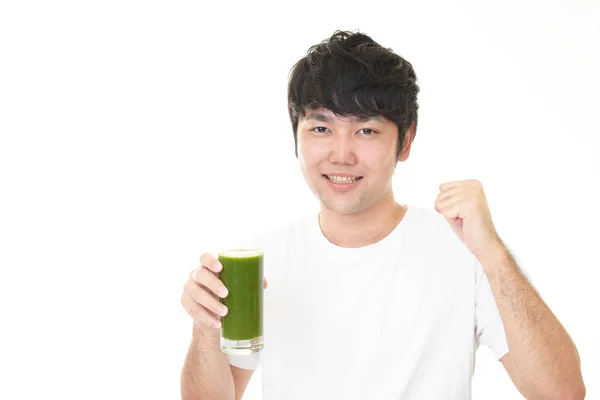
[322,175,364,184]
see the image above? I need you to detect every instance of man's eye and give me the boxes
[310,127,376,135]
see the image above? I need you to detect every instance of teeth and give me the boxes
[327,175,360,184]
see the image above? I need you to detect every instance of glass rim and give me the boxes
[218,247,264,258]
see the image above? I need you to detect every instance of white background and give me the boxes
[1,1,598,399]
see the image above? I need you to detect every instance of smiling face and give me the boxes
[297,108,414,216]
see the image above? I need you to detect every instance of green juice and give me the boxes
[218,250,263,341]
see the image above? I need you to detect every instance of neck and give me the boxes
[318,191,407,248]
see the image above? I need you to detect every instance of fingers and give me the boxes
[179,252,230,330]
[264,277,268,289]
[181,288,222,329]
[200,252,223,273]
[187,280,228,318]
[192,267,229,298]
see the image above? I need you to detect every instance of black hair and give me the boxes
[287,30,420,158]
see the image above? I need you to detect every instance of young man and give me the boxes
[181,31,585,399]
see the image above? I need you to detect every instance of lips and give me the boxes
[322,174,364,187]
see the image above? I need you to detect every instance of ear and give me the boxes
[398,121,416,162]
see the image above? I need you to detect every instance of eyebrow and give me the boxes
[303,112,385,124]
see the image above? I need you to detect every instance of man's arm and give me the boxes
[479,244,585,399]
[181,324,254,400]
[434,179,585,398]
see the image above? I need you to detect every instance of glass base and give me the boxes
[221,335,263,355]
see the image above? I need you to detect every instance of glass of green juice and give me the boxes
[218,246,264,355]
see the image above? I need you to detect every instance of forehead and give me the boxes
[300,108,388,124]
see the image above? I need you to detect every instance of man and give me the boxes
[181,31,585,399]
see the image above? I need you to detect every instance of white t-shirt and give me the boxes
[229,205,509,399]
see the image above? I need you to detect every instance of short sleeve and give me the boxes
[228,353,261,370]
[474,257,509,361]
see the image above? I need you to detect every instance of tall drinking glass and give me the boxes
[218,246,264,355]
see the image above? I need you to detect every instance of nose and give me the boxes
[328,133,357,165]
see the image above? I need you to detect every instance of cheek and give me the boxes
[299,137,328,166]
[362,142,396,167]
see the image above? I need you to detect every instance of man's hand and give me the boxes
[434,179,504,259]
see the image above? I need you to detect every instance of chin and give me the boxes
[320,198,366,215]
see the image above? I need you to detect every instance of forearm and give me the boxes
[479,245,585,399]
[181,323,235,400]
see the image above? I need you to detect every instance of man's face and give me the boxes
[297,108,412,215]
